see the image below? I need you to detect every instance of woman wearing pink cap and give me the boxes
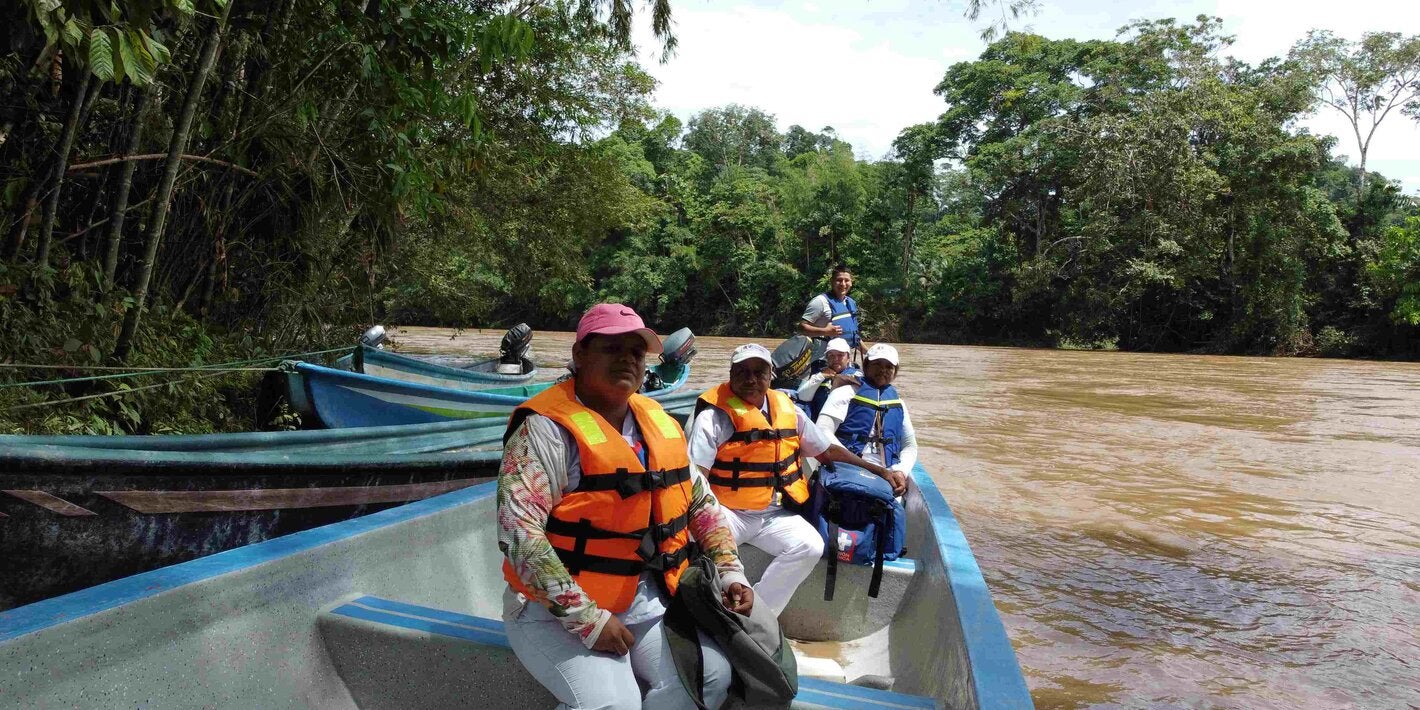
[497,303,750,709]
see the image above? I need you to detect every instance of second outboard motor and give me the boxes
[497,323,533,375]
[359,325,388,349]
[770,335,813,389]
[660,327,697,365]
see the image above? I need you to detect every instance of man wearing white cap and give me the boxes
[688,343,900,616]
[795,337,861,420]
[816,343,917,487]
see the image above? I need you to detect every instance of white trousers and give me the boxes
[504,599,731,710]
[722,508,825,616]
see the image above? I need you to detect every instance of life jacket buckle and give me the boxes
[616,468,665,498]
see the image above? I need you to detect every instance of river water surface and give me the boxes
[394,327,1420,709]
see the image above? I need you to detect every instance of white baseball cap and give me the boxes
[825,338,850,354]
[865,343,899,366]
[730,343,773,366]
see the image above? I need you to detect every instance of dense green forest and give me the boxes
[1,0,1417,433]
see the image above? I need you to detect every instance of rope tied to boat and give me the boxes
[0,346,354,390]
[1,369,246,412]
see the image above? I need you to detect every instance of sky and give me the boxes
[632,0,1420,193]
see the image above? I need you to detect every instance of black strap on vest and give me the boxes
[554,543,692,577]
[546,514,691,576]
[706,464,803,490]
[724,427,797,444]
[572,465,692,498]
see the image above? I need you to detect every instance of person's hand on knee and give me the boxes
[593,615,636,656]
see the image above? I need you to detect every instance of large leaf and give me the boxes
[63,19,84,48]
[118,30,153,85]
[107,27,126,83]
[88,28,115,81]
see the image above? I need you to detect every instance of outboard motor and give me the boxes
[497,323,533,375]
[359,324,388,349]
[644,327,696,392]
[770,335,813,389]
[660,327,697,366]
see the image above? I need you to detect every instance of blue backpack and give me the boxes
[802,462,906,600]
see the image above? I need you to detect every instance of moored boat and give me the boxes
[334,324,539,388]
[0,393,698,610]
[0,463,1031,708]
[291,328,697,429]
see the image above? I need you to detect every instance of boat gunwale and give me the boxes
[909,465,1032,707]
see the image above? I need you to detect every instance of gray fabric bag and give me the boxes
[665,553,798,709]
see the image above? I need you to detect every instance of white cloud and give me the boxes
[637,5,949,159]
[635,0,1420,191]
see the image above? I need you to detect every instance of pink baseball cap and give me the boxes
[575,304,663,354]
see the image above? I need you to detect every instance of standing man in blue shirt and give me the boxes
[798,264,869,363]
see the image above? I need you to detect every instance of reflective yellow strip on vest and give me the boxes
[648,409,682,439]
[725,396,750,416]
[568,411,608,445]
[852,395,902,407]
[831,312,854,321]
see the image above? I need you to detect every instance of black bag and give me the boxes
[665,553,798,709]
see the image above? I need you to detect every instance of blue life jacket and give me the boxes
[802,462,906,600]
[823,293,860,348]
[806,365,861,421]
[835,383,905,467]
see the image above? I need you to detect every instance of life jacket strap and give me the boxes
[707,463,803,489]
[571,465,692,499]
[710,450,799,477]
[725,427,797,444]
[547,514,691,576]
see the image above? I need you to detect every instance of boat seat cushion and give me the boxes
[318,594,939,709]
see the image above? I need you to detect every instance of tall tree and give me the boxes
[111,0,235,363]
[1290,31,1420,202]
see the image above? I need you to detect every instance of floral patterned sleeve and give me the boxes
[496,420,608,647]
[686,469,751,591]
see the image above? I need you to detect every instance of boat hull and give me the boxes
[0,451,503,610]
[294,361,693,428]
[0,464,1031,708]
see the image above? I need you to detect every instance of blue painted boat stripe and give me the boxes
[797,677,937,708]
[911,463,1032,707]
[885,557,915,572]
[0,481,499,643]
[330,604,508,648]
[349,596,505,634]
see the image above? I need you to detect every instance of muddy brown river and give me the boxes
[393,327,1420,709]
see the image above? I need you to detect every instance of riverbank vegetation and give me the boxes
[1,2,1416,432]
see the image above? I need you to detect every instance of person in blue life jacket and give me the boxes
[795,337,861,421]
[815,343,916,491]
[798,265,869,362]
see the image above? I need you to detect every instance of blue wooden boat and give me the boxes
[290,360,692,428]
[0,463,1032,708]
[0,392,699,611]
[334,344,538,388]
[334,323,538,387]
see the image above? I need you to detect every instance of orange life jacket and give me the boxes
[694,383,808,510]
[502,380,693,613]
